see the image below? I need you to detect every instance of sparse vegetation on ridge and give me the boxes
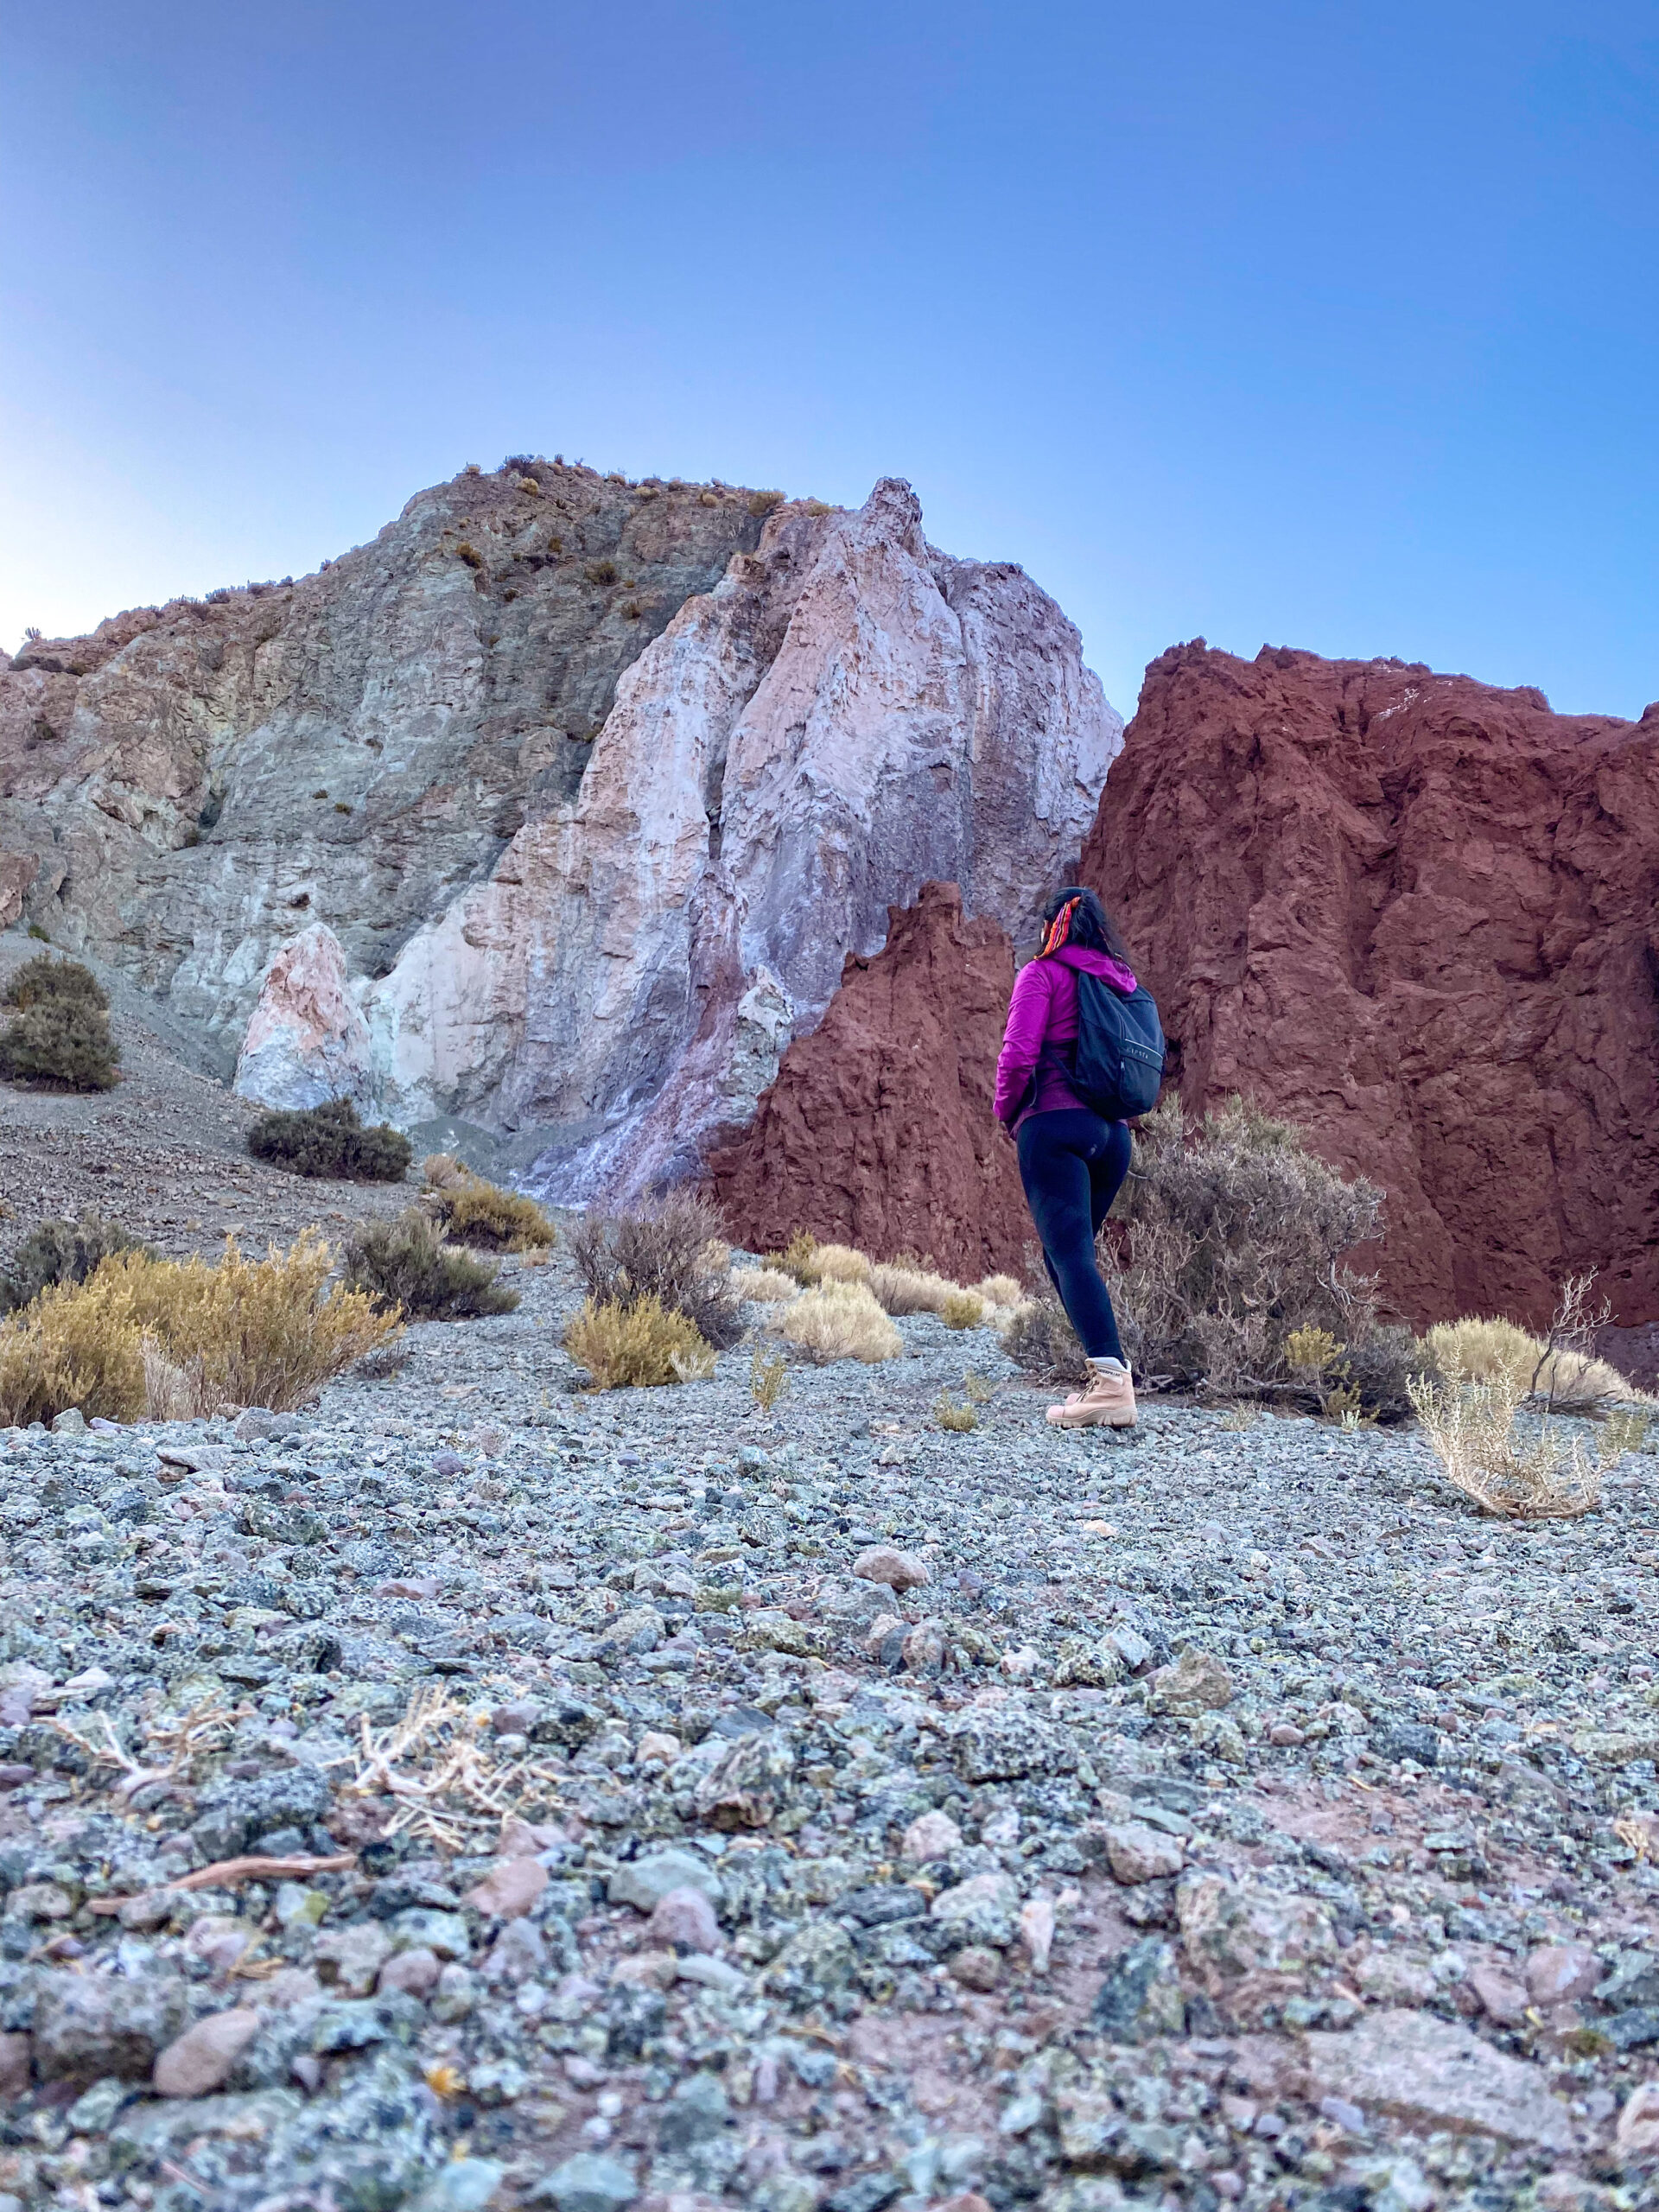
[246,1098,413,1183]
[0,956,120,1091]
[344,1210,519,1321]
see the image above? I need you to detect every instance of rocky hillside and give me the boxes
[1079,645,1659,1331]
[0,466,1120,1200]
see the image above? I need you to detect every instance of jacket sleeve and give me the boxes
[993,961,1052,1124]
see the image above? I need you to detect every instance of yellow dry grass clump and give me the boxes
[940,1289,987,1330]
[563,1295,715,1389]
[1426,1314,1637,1410]
[729,1266,800,1304]
[774,1279,902,1364]
[0,1232,397,1426]
[810,1243,874,1285]
[422,1155,555,1251]
[867,1262,956,1316]
[976,1274,1023,1310]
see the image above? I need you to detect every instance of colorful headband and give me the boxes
[1040,896,1081,957]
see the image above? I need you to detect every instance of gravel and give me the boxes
[2,1240,1657,2210]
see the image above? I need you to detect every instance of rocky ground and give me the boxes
[3,1235,1659,2212]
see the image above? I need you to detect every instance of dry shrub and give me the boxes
[2,1211,156,1313]
[773,1230,820,1286]
[0,1233,396,1425]
[1408,1369,1602,1519]
[564,1295,715,1389]
[421,1153,476,1193]
[1001,1297,1089,1387]
[248,1098,412,1182]
[571,1194,742,1350]
[1106,1096,1408,1409]
[934,1390,978,1432]
[3,953,106,1013]
[868,1262,958,1316]
[142,1339,213,1422]
[430,1178,554,1252]
[774,1280,902,1364]
[940,1289,987,1330]
[731,1266,799,1303]
[345,1211,518,1321]
[810,1243,873,1286]
[1428,1300,1640,1414]
[749,1342,789,1411]
[976,1274,1023,1310]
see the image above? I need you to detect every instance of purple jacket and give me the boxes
[994,944,1140,1128]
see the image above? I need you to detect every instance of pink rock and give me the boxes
[233,923,373,1112]
[1102,1823,1185,1885]
[1020,1896,1057,1974]
[853,1547,931,1592]
[382,1577,441,1602]
[949,1947,1002,1992]
[1468,1963,1529,2026]
[1617,2082,1659,2158]
[378,1947,442,1999]
[648,1885,721,1953]
[464,1856,549,1921]
[153,2008,262,2099]
[900,1810,963,1863]
[1525,1943,1600,2007]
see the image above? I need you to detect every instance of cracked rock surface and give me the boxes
[3,1246,1657,2211]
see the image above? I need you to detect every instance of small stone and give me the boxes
[853,1546,931,1592]
[1526,1942,1600,2006]
[378,1947,442,1998]
[315,1922,393,1997]
[1356,1949,1438,2006]
[52,1408,87,1435]
[34,1970,189,2084]
[902,1618,947,1675]
[492,1700,541,1736]
[465,1857,549,1921]
[1145,1647,1235,1713]
[648,1885,721,1952]
[901,1808,963,1863]
[530,2152,639,2212]
[949,1946,1002,1992]
[1302,2007,1575,2151]
[484,1918,548,1986]
[1616,2081,1659,2158]
[931,1872,1020,1950]
[1107,1625,1154,1673]
[1468,1962,1529,2025]
[674,1952,747,1993]
[1091,1936,1186,2041]
[0,2032,30,2100]
[152,2007,261,2098]
[1268,1723,1305,1747]
[1019,1896,1056,1973]
[636,1731,680,1764]
[1102,1822,1185,1885]
[407,2160,508,2212]
[608,1849,721,1913]
[1178,1872,1335,1989]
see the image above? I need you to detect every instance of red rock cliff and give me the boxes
[1080,643,1659,1328]
[709,880,1030,1276]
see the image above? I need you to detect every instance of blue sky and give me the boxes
[3,0,1655,721]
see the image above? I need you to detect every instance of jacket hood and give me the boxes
[1052,944,1138,991]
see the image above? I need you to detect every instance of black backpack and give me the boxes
[1071,970,1166,1121]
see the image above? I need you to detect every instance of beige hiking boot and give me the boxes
[1046,1357,1136,1429]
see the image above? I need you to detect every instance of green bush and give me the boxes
[1,1211,156,1314]
[0,1002,120,1090]
[343,1209,518,1321]
[246,1097,412,1182]
[3,955,108,1012]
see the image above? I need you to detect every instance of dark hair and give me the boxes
[1041,886,1132,963]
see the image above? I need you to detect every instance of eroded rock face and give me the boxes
[234,922,372,1110]
[1,470,1117,1200]
[0,461,770,1069]
[365,480,1118,1195]
[709,880,1031,1276]
[1079,643,1659,1325]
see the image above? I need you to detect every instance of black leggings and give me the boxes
[1015,1108,1132,1363]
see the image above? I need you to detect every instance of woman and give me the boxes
[994,887,1138,1428]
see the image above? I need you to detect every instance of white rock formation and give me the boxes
[364,479,1120,1197]
[233,923,373,1111]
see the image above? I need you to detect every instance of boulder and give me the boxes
[233,922,373,1110]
